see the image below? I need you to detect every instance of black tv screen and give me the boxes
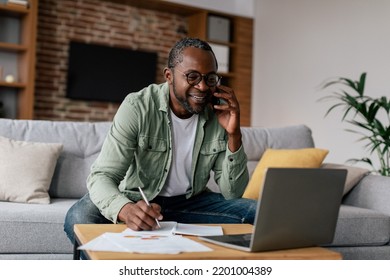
[66,41,157,103]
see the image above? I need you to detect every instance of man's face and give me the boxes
[166,47,218,118]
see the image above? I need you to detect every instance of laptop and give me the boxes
[199,167,347,252]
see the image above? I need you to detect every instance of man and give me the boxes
[64,38,256,242]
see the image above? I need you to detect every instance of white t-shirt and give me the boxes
[159,110,199,196]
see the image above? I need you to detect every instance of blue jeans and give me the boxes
[64,192,257,243]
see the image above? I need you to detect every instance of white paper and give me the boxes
[175,223,223,236]
[78,232,212,254]
[122,222,223,237]
[122,221,177,237]
[78,222,223,254]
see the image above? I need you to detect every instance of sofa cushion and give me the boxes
[242,148,329,199]
[343,175,390,216]
[330,246,390,260]
[0,199,76,254]
[331,205,390,247]
[0,119,111,199]
[241,125,315,161]
[0,136,63,204]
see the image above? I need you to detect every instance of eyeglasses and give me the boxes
[174,67,221,87]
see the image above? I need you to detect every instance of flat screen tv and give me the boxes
[66,41,158,103]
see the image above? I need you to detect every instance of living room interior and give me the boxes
[2,0,389,165]
[1,0,390,260]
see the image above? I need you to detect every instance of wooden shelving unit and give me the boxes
[0,0,37,119]
[131,0,253,125]
[187,11,253,126]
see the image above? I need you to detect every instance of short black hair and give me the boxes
[167,37,218,70]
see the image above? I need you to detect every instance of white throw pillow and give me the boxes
[0,136,63,204]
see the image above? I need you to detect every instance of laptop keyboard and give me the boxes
[226,234,252,247]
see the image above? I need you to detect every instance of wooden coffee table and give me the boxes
[74,224,342,260]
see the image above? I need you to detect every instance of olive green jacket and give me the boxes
[87,83,249,222]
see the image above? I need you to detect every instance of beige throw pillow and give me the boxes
[0,136,63,204]
[321,163,370,195]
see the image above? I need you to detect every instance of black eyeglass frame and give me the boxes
[173,67,222,87]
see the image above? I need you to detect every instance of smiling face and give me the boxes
[164,47,218,119]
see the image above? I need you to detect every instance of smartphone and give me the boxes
[210,96,227,105]
[211,96,220,105]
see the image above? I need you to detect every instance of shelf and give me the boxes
[0,3,29,16]
[115,0,202,16]
[208,40,236,48]
[0,42,27,52]
[0,81,25,88]
[0,0,37,119]
[219,72,235,78]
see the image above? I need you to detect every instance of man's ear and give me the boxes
[164,67,173,84]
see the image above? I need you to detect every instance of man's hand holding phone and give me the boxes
[211,85,242,153]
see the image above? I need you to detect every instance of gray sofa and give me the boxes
[0,118,389,260]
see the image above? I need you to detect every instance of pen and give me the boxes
[138,187,161,229]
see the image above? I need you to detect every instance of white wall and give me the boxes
[166,0,389,168]
[252,0,390,167]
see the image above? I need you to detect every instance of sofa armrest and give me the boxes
[343,174,390,216]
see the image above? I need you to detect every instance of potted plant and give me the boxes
[320,72,390,176]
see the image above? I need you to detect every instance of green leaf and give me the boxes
[319,72,390,176]
[357,72,366,96]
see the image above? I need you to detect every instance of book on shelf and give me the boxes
[209,43,230,73]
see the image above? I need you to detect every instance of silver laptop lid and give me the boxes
[250,167,346,252]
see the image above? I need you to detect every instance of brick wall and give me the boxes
[35,0,188,121]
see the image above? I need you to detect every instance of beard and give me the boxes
[172,79,212,115]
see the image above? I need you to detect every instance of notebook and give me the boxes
[199,167,347,252]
